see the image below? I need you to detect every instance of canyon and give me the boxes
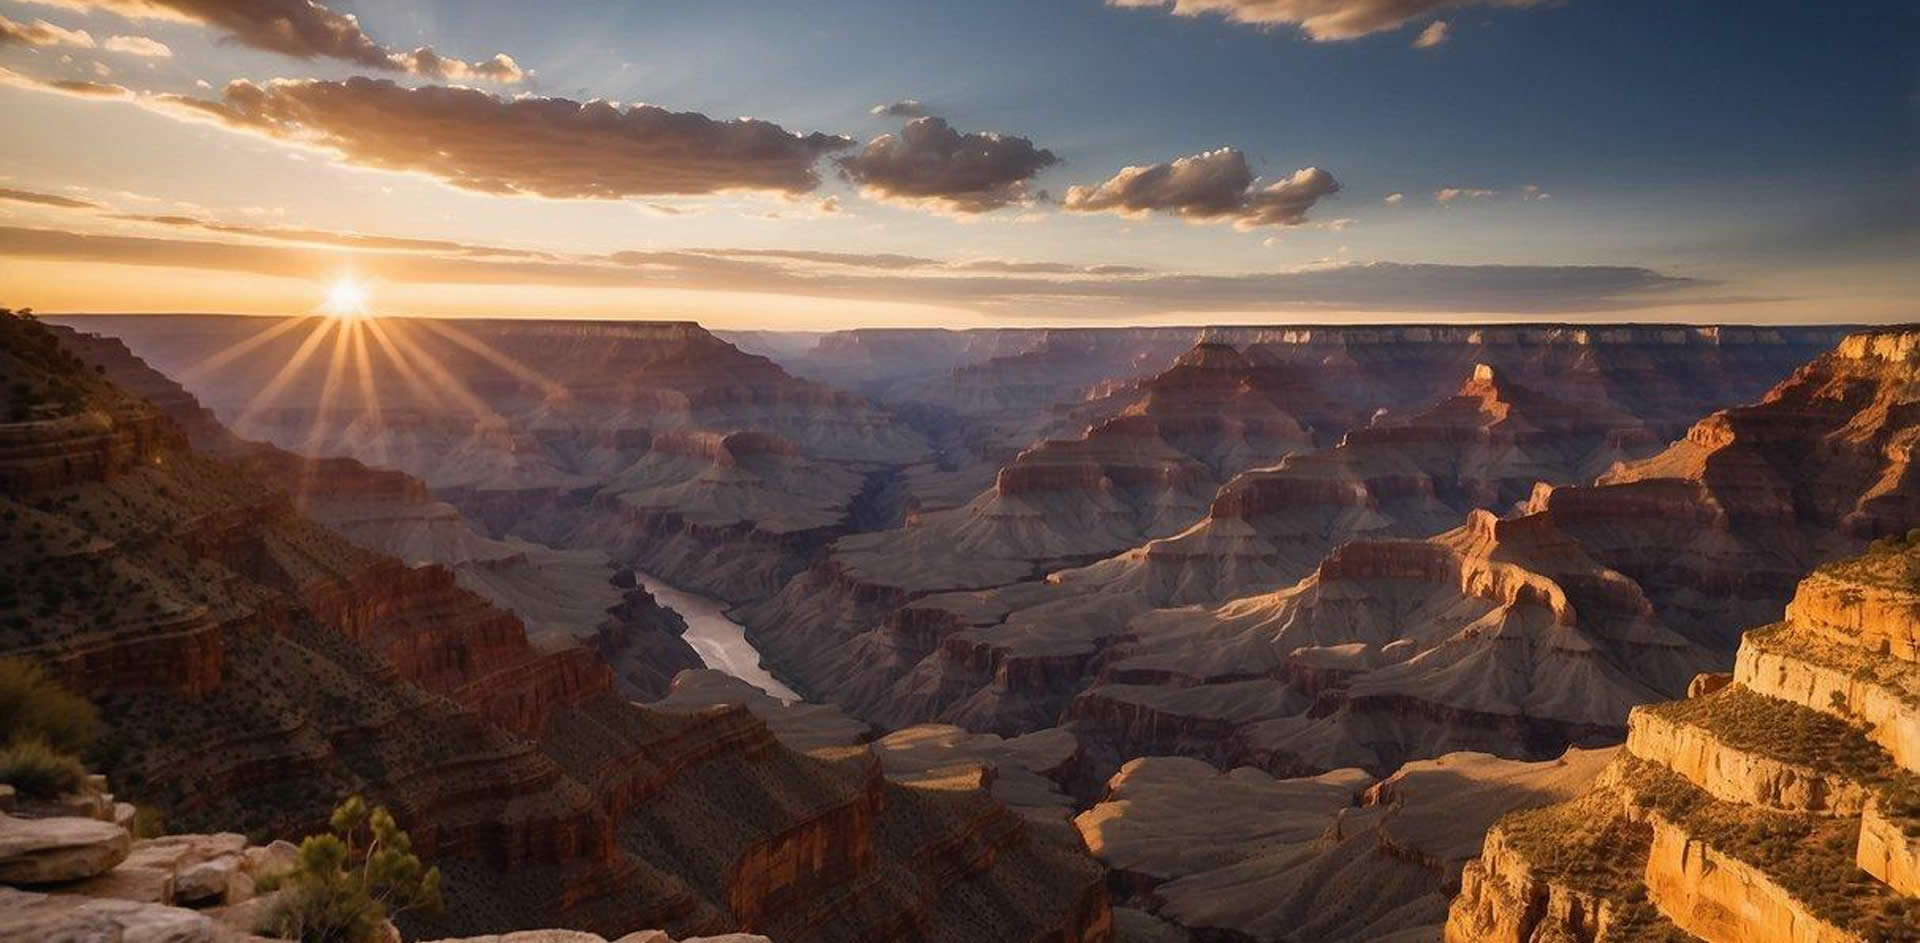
[10,311,1915,942]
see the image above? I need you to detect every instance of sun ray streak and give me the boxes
[348,320,389,468]
[412,318,564,398]
[232,318,339,436]
[364,317,453,415]
[377,319,501,423]
[180,315,318,385]
[301,313,356,465]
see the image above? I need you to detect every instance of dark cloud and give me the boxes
[0,187,102,209]
[1064,148,1340,228]
[0,223,1706,315]
[870,99,930,118]
[155,77,854,199]
[837,117,1058,213]
[1106,0,1543,41]
[34,0,525,82]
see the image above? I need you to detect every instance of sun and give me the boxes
[320,276,371,319]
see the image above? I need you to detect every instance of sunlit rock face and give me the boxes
[1443,536,1920,943]
[742,329,1916,793]
[4,315,1115,943]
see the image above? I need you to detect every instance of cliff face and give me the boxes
[3,313,1114,943]
[1443,537,1920,943]
[62,315,933,611]
[750,330,1919,793]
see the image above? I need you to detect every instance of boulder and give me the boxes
[172,854,240,905]
[0,813,131,885]
[0,885,216,943]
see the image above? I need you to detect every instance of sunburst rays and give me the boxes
[187,304,559,478]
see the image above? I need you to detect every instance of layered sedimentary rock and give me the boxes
[2,313,1113,943]
[61,315,932,605]
[744,330,1918,790]
[742,355,1719,745]
[53,324,705,701]
[1443,538,1920,943]
[1075,747,1617,941]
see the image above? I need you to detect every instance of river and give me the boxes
[632,573,801,703]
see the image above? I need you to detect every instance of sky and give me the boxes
[0,0,1913,328]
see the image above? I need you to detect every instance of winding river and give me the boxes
[633,573,801,702]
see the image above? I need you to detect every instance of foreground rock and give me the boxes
[1077,747,1617,941]
[0,814,131,885]
[1444,538,1920,942]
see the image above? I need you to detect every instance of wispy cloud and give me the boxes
[0,220,1704,316]
[102,34,170,57]
[1105,0,1543,41]
[0,13,94,48]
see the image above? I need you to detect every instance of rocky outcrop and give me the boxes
[1074,747,1616,941]
[1444,536,1920,943]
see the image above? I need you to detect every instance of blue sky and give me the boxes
[0,0,1912,326]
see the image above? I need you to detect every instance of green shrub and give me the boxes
[0,656,101,753]
[255,796,443,943]
[0,738,88,798]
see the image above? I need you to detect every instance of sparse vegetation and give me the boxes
[0,656,100,798]
[0,655,101,753]
[255,795,444,943]
[0,738,89,799]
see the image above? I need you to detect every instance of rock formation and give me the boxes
[1,312,1112,942]
[1076,746,1618,941]
[1443,537,1920,943]
[738,329,1918,788]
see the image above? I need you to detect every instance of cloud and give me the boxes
[1105,0,1541,40]
[24,0,526,82]
[1434,185,1550,203]
[0,222,1705,315]
[102,34,170,56]
[111,212,545,255]
[149,77,854,199]
[1063,148,1340,229]
[870,99,929,118]
[396,47,525,84]
[0,187,102,209]
[0,65,131,97]
[1412,20,1448,46]
[1384,192,1404,204]
[837,117,1058,213]
[0,14,94,47]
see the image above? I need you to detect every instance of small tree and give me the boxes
[257,796,444,943]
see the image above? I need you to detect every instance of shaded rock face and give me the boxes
[2,314,1114,943]
[1443,538,1920,943]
